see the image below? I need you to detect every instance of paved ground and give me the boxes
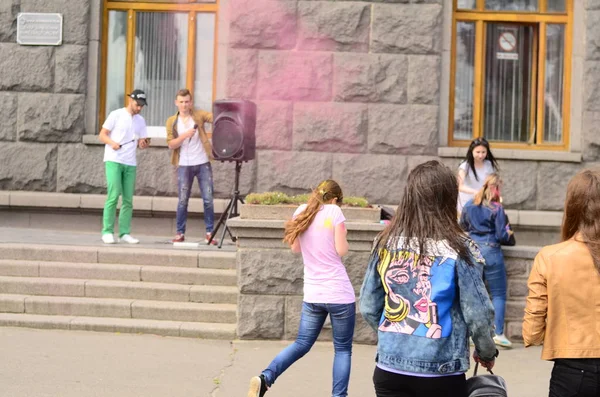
[0,327,552,397]
[0,226,236,251]
[0,223,553,396]
[0,210,234,248]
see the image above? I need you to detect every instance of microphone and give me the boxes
[117,139,136,149]
[188,124,198,143]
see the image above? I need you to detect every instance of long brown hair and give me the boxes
[473,173,502,207]
[561,169,600,273]
[375,160,472,263]
[283,180,343,245]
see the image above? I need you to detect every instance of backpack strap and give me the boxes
[473,362,495,376]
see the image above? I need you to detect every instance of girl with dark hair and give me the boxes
[460,174,515,349]
[360,160,498,397]
[458,137,499,213]
[524,169,600,397]
[247,180,354,397]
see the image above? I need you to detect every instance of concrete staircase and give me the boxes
[0,243,238,339]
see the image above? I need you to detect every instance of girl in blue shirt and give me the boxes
[460,173,515,348]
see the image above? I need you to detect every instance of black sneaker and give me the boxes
[247,374,268,397]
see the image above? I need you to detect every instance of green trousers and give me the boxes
[102,161,137,237]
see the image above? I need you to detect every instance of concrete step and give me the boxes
[0,244,236,269]
[0,294,237,323]
[0,244,99,264]
[97,248,236,269]
[0,312,237,339]
[0,260,237,286]
[0,276,238,304]
[188,285,238,304]
[141,265,237,286]
[197,251,237,270]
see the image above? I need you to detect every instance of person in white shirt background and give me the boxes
[98,89,150,244]
[457,137,499,215]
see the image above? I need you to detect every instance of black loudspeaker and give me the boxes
[212,99,256,161]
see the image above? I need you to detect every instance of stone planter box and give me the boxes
[228,216,385,344]
[239,204,381,223]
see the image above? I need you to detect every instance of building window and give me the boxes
[101,1,218,137]
[450,0,572,150]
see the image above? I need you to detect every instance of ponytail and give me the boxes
[283,180,343,245]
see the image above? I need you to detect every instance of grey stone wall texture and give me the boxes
[502,248,538,342]
[233,222,381,344]
[0,0,598,208]
[0,0,91,192]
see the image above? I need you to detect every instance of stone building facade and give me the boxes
[0,0,598,211]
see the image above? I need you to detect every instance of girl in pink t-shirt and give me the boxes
[247,180,355,397]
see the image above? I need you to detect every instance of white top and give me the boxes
[102,108,147,166]
[458,160,495,212]
[178,116,209,167]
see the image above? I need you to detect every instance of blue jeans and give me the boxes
[176,163,214,234]
[477,242,507,335]
[262,302,356,397]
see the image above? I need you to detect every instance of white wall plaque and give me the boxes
[17,13,63,46]
[497,52,519,61]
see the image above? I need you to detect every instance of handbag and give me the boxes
[466,362,508,397]
[503,214,516,247]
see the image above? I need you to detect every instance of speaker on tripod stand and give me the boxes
[207,99,256,248]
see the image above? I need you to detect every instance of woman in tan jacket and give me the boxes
[523,169,600,396]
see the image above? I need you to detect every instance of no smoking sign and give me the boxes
[497,30,518,60]
[498,31,517,52]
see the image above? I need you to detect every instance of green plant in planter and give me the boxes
[244,192,289,205]
[342,196,369,208]
[245,192,370,208]
[288,194,310,205]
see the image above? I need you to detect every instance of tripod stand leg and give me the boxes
[225,223,236,242]
[209,160,245,248]
[208,199,233,246]
[218,195,238,249]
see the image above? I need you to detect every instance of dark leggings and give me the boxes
[549,359,600,397]
[373,366,467,397]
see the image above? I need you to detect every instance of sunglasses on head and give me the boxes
[472,137,488,145]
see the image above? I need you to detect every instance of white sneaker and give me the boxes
[119,234,139,244]
[493,333,513,348]
[102,234,115,244]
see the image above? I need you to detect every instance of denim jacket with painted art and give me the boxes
[359,237,497,375]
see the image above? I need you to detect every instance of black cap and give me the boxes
[128,89,147,106]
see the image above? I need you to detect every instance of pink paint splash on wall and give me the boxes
[224,0,374,194]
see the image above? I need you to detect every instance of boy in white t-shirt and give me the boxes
[98,89,150,244]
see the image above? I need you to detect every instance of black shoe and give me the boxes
[247,374,268,397]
